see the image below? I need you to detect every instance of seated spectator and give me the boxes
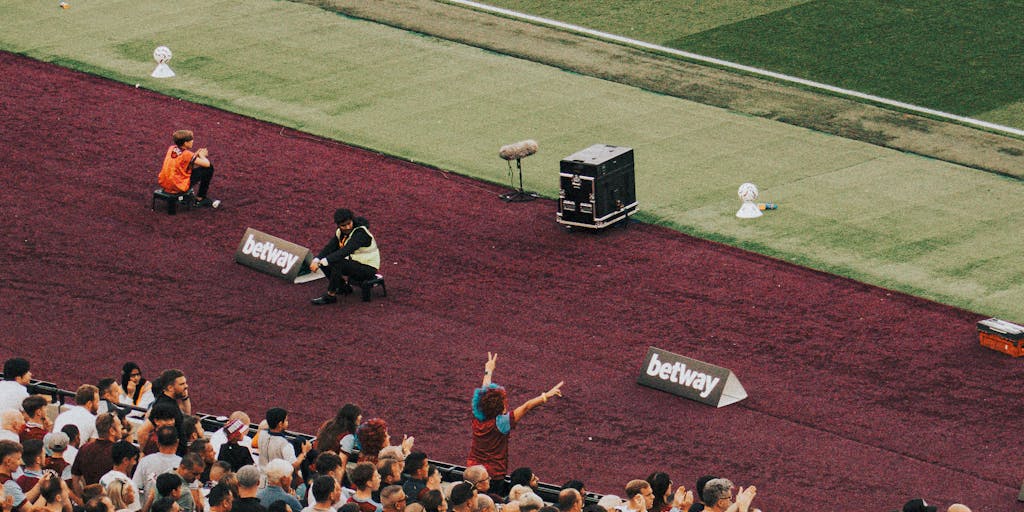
[257,409,311,471]
[257,460,302,512]
[448,484,476,512]
[699,479,755,512]
[595,496,623,512]
[0,440,50,512]
[85,495,116,512]
[107,479,137,512]
[294,449,319,506]
[21,396,51,443]
[151,497,180,512]
[686,476,716,512]
[216,419,254,473]
[36,473,72,512]
[187,440,216,485]
[119,364,154,411]
[462,467,489,498]
[139,403,179,456]
[267,502,292,512]
[508,470,537,495]
[379,487,405,512]
[375,460,402,501]
[347,462,382,512]
[355,420,412,466]
[208,484,234,512]
[149,454,204,512]
[100,441,140,512]
[42,433,72,482]
[180,417,205,452]
[400,453,428,504]
[156,130,220,208]
[303,476,341,512]
[419,491,446,512]
[208,462,231,488]
[16,440,45,492]
[96,380,130,422]
[422,466,441,499]
[0,358,32,413]
[231,466,266,512]
[557,490,581,512]
[305,452,349,508]
[313,405,361,463]
[517,494,542,512]
[473,495,494,512]
[132,426,181,500]
[209,414,253,459]
[53,385,100,443]
[72,413,123,494]
[947,504,971,512]
[59,425,80,467]
[0,412,24,443]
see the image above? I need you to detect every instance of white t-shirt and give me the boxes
[0,381,28,412]
[101,469,143,511]
[53,405,98,442]
[132,452,182,500]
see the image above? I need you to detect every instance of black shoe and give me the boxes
[196,197,221,208]
[311,293,338,305]
[338,284,353,295]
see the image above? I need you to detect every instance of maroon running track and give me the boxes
[1,52,1021,512]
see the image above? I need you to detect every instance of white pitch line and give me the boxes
[444,0,1024,138]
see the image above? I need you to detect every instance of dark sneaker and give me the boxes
[196,197,221,208]
[311,293,338,305]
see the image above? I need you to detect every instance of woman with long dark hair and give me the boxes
[314,404,361,458]
[119,362,154,409]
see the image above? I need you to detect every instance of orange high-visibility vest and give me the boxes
[157,145,195,193]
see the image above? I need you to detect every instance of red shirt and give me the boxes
[467,414,517,478]
[70,439,114,485]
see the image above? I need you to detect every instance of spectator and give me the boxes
[686,476,716,512]
[267,502,291,512]
[257,409,311,471]
[187,440,216,485]
[96,380,129,420]
[419,491,445,512]
[472,495,494,512]
[557,490,581,512]
[257,460,302,512]
[53,385,100,443]
[180,417,205,450]
[72,413,123,494]
[151,454,204,512]
[0,358,32,413]
[947,505,971,512]
[231,466,266,512]
[400,454,428,504]
[42,433,71,482]
[379,487,405,512]
[16,440,45,492]
[376,460,402,499]
[0,412,24,443]
[208,484,234,512]
[561,481,585,497]
[517,494,542,512]
[294,449,319,506]
[0,440,49,512]
[355,421,412,466]
[462,467,489,497]
[100,442,140,512]
[449,482,476,512]
[306,452,349,509]
[699,480,754,512]
[468,354,562,498]
[137,370,191,449]
[138,403,178,456]
[508,470,537,494]
[210,414,253,459]
[36,474,72,512]
[422,466,441,498]
[901,499,937,512]
[21,396,51,443]
[303,476,340,512]
[151,497,179,512]
[216,420,254,473]
[119,364,154,411]
[132,426,181,501]
[313,405,361,462]
[58,426,79,467]
[108,479,137,512]
[347,463,382,512]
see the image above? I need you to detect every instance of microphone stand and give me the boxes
[500,158,539,202]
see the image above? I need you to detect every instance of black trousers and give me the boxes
[324,259,377,292]
[189,164,215,198]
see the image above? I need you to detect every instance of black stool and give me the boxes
[351,274,387,302]
[152,189,192,215]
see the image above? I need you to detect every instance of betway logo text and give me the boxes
[241,234,300,274]
[646,352,721,398]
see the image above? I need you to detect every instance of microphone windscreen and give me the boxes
[499,139,539,160]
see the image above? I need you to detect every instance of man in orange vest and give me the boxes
[157,130,220,208]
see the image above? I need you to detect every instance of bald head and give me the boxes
[947,505,971,512]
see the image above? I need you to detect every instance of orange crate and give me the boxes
[979,331,1024,357]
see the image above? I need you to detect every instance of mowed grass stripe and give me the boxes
[1,0,1022,318]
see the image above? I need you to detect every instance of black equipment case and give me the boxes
[557,144,637,229]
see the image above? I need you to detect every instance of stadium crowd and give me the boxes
[0,357,969,512]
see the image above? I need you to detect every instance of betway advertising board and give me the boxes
[637,346,747,408]
[234,227,324,284]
